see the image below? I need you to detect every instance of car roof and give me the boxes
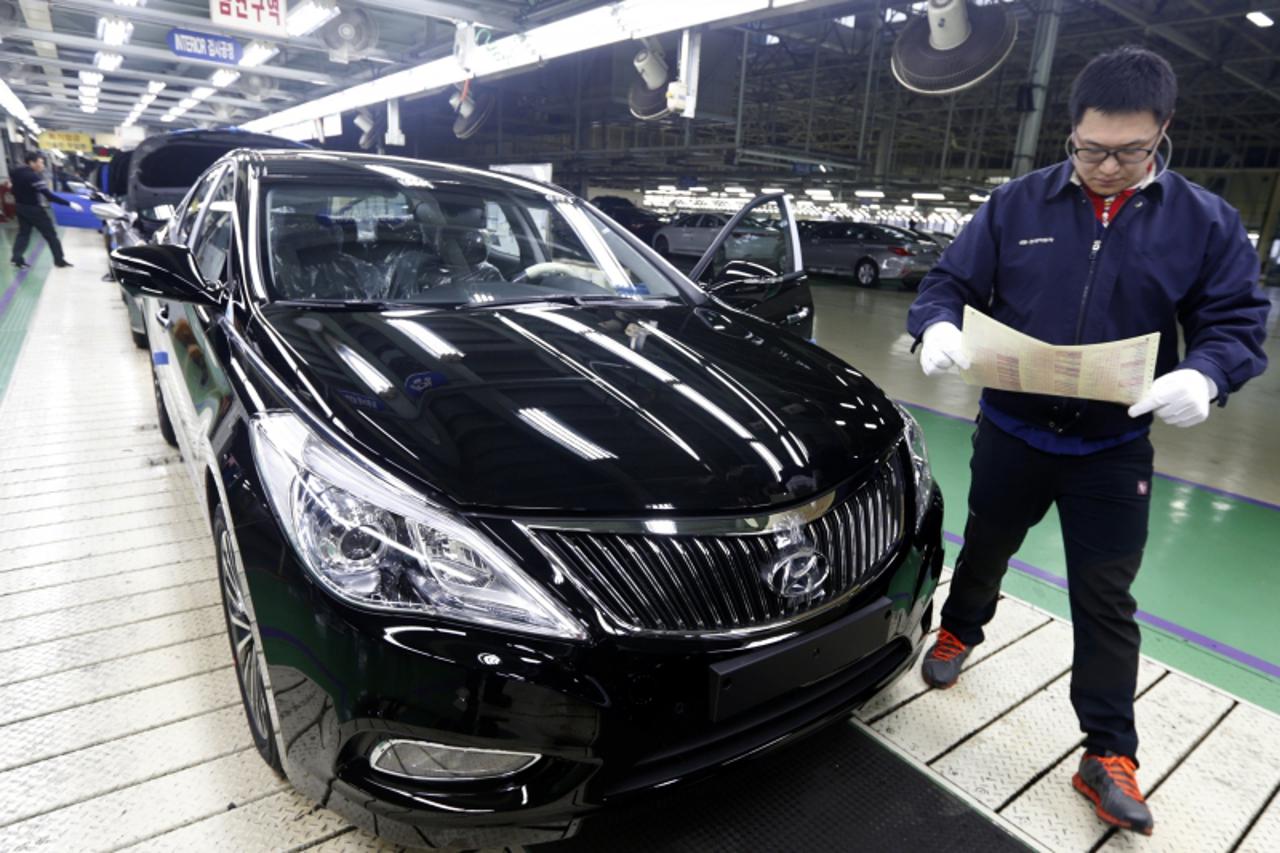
[240,149,574,200]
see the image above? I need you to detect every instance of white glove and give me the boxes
[919,321,971,376]
[1127,369,1218,428]
[70,201,84,212]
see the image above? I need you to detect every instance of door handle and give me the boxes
[784,306,811,325]
[155,304,174,329]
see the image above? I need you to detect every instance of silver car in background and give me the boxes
[653,212,785,268]
[801,222,943,289]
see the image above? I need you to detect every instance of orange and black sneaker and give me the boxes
[1073,752,1154,835]
[920,628,972,689]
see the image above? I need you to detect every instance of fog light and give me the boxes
[370,739,539,781]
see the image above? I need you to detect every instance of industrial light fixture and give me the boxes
[805,188,834,200]
[139,93,156,106]
[855,189,885,198]
[969,193,989,202]
[147,81,166,94]
[190,86,216,100]
[79,85,100,98]
[81,103,98,113]
[239,41,280,68]
[97,16,134,47]
[179,97,199,109]
[835,14,856,27]
[1246,11,1274,27]
[912,192,946,201]
[113,0,145,6]
[761,187,785,194]
[724,186,747,194]
[79,71,104,86]
[287,0,340,38]
[244,0,818,134]
[161,114,175,122]
[210,68,240,88]
[95,52,124,71]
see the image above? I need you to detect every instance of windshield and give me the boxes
[263,176,686,307]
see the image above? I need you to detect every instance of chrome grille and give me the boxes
[531,452,907,634]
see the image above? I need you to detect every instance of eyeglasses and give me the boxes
[1068,133,1163,165]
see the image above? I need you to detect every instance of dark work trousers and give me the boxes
[941,416,1154,761]
[11,204,67,265]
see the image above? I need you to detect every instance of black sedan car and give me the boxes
[111,149,943,850]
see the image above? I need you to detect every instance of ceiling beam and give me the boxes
[0,25,338,84]
[51,0,401,64]
[1091,0,1280,106]
[0,49,293,100]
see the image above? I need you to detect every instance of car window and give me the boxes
[262,175,687,306]
[189,170,235,282]
[174,167,224,245]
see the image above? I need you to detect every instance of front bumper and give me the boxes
[229,468,945,849]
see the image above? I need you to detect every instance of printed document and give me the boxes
[959,306,1160,405]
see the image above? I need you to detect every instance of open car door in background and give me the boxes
[690,193,814,340]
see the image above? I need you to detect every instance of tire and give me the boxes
[152,362,179,448]
[215,505,284,775]
[854,258,879,288]
[654,236,670,257]
[131,328,148,349]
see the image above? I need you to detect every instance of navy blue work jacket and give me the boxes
[907,159,1270,441]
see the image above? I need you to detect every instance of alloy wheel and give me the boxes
[219,526,272,741]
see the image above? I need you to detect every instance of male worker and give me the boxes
[10,152,81,269]
[907,46,1269,835]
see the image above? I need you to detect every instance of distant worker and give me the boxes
[906,46,1268,836]
[10,152,81,269]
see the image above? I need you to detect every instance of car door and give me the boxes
[689,193,814,338]
[692,215,725,255]
[157,165,237,492]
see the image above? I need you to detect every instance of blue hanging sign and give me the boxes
[167,28,243,65]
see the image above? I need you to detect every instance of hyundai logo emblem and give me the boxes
[764,547,830,599]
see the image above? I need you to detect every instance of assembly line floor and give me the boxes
[0,229,1278,852]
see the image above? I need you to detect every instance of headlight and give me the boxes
[251,412,586,640]
[895,404,935,531]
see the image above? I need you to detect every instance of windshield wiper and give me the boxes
[454,294,668,310]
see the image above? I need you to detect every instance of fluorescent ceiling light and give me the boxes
[1246,11,1274,27]
[95,52,124,71]
[161,114,175,122]
[523,6,629,61]
[912,192,946,201]
[969,193,989,203]
[287,0,340,38]
[724,186,747,193]
[657,185,677,191]
[81,104,98,113]
[855,189,885,198]
[191,86,216,100]
[239,41,280,68]
[97,16,134,47]
[765,34,780,45]
[762,187,785,194]
[805,188,834,199]
[246,0,791,134]
[79,84,100,96]
[689,186,709,192]
[79,71,104,86]
[179,97,199,109]
[147,80,166,94]
[836,14,856,27]
[113,0,144,6]
[139,93,156,106]
[210,69,240,88]
[616,0,770,39]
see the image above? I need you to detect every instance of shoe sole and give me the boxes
[1072,773,1154,836]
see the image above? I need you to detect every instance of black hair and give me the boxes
[23,151,44,164]
[1069,46,1177,127]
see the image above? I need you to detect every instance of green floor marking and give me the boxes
[906,405,1280,714]
[0,229,51,405]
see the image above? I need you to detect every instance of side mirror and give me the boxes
[91,201,129,221]
[110,244,223,307]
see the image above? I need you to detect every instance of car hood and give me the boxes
[254,301,904,514]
